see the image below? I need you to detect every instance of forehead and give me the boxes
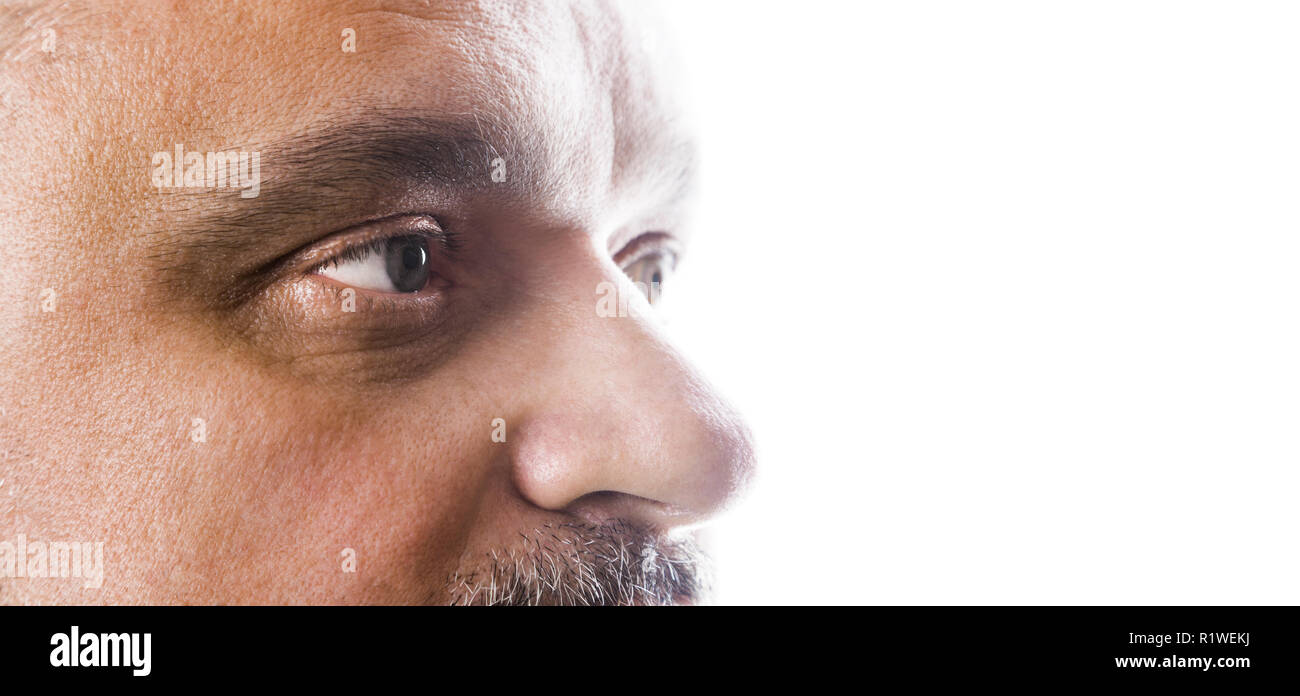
[2,0,692,227]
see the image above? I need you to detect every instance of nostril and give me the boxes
[565,490,695,530]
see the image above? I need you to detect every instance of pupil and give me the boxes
[385,237,430,292]
[651,270,662,285]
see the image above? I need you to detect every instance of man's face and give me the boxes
[0,0,753,604]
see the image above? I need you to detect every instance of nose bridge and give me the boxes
[507,261,754,529]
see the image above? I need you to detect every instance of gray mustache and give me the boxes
[446,521,709,606]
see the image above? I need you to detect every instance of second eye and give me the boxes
[317,235,432,293]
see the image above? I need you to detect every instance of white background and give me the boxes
[659,1,1300,604]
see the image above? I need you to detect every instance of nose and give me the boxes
[507,256,755,532]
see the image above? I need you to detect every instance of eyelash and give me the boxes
[314,236,403,272]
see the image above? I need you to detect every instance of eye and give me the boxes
[622,250,675,305]
[316,235,432,293]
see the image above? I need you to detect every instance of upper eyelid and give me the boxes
[312,230,436,273]
[613,232,682,266]
[297,214,457,275]
[313,237,383,271]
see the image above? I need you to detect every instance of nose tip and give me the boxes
[669,394,757,524]
[509,376,756,532]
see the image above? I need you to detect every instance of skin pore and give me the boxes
[0,0,753,605]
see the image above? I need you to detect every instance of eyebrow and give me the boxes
[172,110,533,240]
[148,109,538,300]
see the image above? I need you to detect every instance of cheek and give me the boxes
[170,386,491,602]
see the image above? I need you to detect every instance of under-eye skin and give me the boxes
[221,214,476,382]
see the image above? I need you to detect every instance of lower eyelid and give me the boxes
[308,272,448,302]
[235,276,464,383]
